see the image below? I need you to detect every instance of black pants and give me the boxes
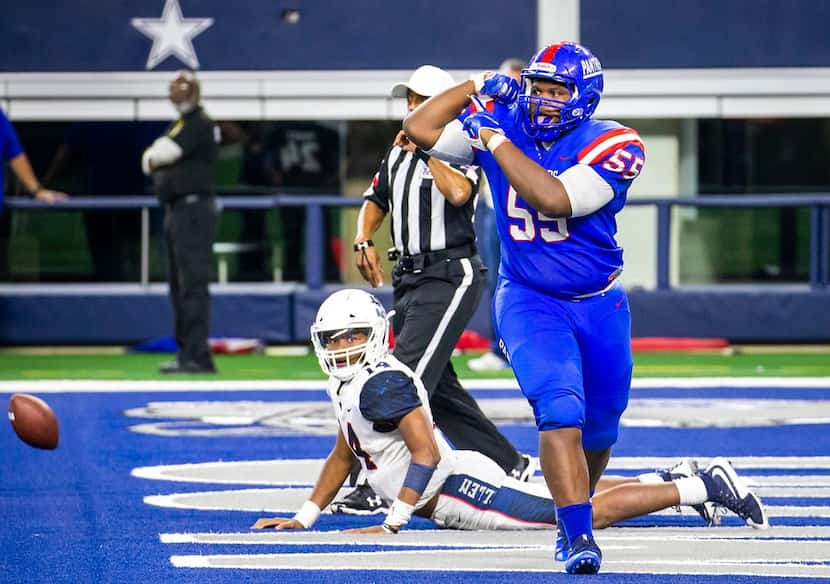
[391,254,521,473]
[164,196,218,369]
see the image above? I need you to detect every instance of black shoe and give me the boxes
[658,458,718,525]
[701,457,769,529]
[330,483,389,515]
[159,360,216,374]
[509,454,536,482]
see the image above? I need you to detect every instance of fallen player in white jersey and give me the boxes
[253,289,768,543]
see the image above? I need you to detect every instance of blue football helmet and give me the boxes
[518,41,604,141]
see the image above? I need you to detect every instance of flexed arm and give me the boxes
[404,73,519,151]
[393,130,472,207]
[403,80,476,151]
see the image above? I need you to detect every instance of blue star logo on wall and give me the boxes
[131,0,214,70]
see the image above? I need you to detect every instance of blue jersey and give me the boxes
[473,104,645,298]
[0,108,24,207]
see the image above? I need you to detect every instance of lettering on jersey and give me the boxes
[346,422,377,470]
[457,477,496,506]
[581,56,602,79]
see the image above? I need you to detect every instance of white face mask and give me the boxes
[174,100,197,115]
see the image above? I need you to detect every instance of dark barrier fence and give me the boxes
[7,193,830,290]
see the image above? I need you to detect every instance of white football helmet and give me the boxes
[310,289,390,380]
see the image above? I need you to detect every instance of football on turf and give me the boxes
[8,393,59,450]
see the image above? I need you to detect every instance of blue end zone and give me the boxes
[1,384,828,583]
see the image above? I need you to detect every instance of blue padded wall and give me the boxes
[0,287,827,345]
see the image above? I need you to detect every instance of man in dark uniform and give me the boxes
[142,70,219,374]
[334,65,533,514]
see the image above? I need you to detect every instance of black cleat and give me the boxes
[509,454,536,482]
[658,458,719,525]
[330,483,389,515]
[159,360,216,374]
[702,457,769,529]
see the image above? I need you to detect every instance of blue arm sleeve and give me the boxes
[359,370,422,425]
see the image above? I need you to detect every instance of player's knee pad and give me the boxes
[581,402,627,450]
[532,391,585,432]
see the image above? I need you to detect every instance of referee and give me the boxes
[142,70,219,374]
[334,66,532,515]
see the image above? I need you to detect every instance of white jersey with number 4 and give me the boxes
[326,355,456,509]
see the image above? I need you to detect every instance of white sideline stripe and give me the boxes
[160,533,548,546]
[414,258,474,380]
[131,457,830,487]
[143,487,830,517]
[168,552,830,577]
[160,527,830,545]
[169,546,634,567]
[755,476,830,486]
[1,376,829,393]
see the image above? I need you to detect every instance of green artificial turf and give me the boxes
[0,350,827,381]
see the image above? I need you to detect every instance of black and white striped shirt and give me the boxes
[363,146,480,256]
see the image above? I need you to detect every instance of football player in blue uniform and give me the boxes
[403,42,646,574]
[252,289,768,559]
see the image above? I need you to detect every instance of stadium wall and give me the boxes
[0,287,827,345]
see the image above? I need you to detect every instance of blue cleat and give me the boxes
[564,534,602,574]
[554,523,568,562]
[702,457,769,529]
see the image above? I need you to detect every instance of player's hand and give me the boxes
[34,189,68,204]
[251,517,305,530]
[393,130,417,154]
[462,113,505,150]
[355,245,384,288]
[480,73,520,104]
[341,525,389,535]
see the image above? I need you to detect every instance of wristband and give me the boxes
[383,498,415,531]
[381,523,400,534]
[486,134,510,153]
[354,240,375,252]
[293,500,321,528]
[402,462,435,496]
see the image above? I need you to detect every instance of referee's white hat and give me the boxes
[391,65,455,98]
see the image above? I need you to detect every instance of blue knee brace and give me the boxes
[582,404,626,450]
[533,391,585,432]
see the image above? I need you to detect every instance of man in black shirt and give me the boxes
[142,70,219,374]
[333,66,533,515]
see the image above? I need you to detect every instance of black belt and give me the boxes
[393,243,476,274]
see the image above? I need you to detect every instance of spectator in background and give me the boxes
[267,121,342,282]
[229,121,342,282]
[142,70,219,374]
[467,57,524,372]
[1,107,67,210]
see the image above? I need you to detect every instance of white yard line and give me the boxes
[1,377,829,393]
